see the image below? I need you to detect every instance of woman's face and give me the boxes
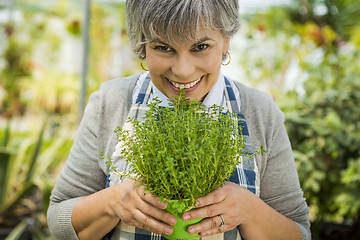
[145,28,230,102]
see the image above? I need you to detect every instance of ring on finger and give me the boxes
[218,215,225,228]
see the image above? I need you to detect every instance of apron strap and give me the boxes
[224,77,240,114]
[135,74,152,104]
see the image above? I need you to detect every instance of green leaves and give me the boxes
[279,42,360,223]
[109,92,251,210]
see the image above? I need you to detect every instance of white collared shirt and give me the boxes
[133,72,241,111]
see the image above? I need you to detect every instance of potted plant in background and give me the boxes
[107,92,263,240]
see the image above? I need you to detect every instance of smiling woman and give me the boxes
[47,0,311,240]
[145,28,229,101]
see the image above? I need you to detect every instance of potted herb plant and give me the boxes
[108,92,261,240]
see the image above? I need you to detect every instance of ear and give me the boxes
[143,44,148,59]
[223,37,230,54]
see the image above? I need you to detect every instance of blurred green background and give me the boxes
[0,0,359,239]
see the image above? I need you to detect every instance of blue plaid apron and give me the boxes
[106,73,259,240]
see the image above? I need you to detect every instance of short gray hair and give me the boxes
[126,0,240,59]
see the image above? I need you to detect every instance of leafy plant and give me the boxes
[0,23,33,119]
[277,36,360,239]
[0,118,74,239]
[289,0,360,41]
[108,92,263,212]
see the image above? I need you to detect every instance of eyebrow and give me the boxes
[191,37,214,47]
[150,37,214,47]
[150,39,171,46]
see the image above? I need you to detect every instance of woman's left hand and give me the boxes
[182,181,256,237]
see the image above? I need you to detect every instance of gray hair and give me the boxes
[126,0,240,59]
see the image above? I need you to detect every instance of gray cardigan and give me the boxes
[47,74,311,239]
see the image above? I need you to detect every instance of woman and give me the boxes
[47,0,311,239]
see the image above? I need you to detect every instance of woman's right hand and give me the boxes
[109,180,176,235]
[72,179,176,239]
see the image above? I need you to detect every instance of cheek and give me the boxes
[198,50,223,70]
[146,56,169,73]
[202,56,222,72]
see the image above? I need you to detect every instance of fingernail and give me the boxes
[166,227,173,235]
[159,200,167,208]
[183,214,190,221]
[188,227,195,234]
[169,217,177,226]
[195,201,200,207]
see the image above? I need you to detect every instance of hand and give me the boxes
[110,180,177,235]
[181,182,256,237]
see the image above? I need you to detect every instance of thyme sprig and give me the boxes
[108,91,263,212]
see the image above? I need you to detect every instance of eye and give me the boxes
[154,45,172,52]
[193,44,209,51]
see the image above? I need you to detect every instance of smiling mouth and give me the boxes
[166,76,203,89]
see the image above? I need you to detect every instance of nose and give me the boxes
[171,53,196,80]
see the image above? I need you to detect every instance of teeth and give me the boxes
[168,77,202,89]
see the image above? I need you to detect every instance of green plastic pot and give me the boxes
[163,199,202,240]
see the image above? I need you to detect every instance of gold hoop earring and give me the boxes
[140,61,148,71]
[222,51,231,66]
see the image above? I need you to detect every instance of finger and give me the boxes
[138,199,177,226]
[183,200,225,222]
[200,227,227,238]
[136,186,167,209]
[132,209,174,236]
[187,215,226,235]
[196,186,227,208]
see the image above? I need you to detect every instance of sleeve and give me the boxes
[259,105,311,240]
[47,90,107,240]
